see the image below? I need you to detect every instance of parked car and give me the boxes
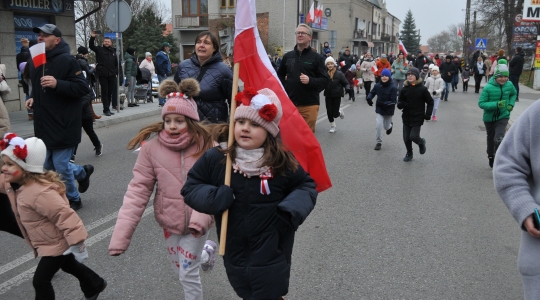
[152,74,159,97]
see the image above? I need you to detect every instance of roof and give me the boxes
[367,0,382,8]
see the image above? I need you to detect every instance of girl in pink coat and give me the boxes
[108,79,216,300]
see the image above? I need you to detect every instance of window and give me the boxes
[221,0,235,8]
[183,0,208,15]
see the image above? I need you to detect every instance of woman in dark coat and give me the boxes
[174,31,233,123]
[323,56,349,133]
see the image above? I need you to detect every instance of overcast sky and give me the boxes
[384,0,467,44]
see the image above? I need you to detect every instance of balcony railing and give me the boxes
[381,33,391,41]
[175,15,209,28]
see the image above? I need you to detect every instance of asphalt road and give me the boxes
[0,87,533,299]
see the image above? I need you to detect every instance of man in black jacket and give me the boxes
[439,55,457,101]
[277,23,329,133]
[509,46,525,101]
[25,24,94,211]
[89,31,119,116]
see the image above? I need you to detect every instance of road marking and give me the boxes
[316,103,351,124]
[0,206,154,294]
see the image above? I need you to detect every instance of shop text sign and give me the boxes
[5,0,64,13]
[523,0,540,22]
[535,41,540,68]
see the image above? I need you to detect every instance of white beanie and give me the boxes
[234,88,282,137]
[1,134,46,174]
[325,57,336,65]
[432,66,439,72]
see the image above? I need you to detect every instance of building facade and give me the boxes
[0,0,79,112]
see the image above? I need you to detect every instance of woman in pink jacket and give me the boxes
[1,134,106,300]
[108,79,216,300]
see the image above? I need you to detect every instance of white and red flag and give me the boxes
[234,0,332,192]
[457,27,463,38]
[398,40,408,56]
[29,43,46,68]
[306,2,315,23]
[316,4,323,26]
[371,65,378,73]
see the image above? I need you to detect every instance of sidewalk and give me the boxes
[9,99,162,138]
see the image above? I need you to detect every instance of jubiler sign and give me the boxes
[5,0,64,13]
[523,0,540,22]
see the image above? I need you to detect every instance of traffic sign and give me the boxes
[475,38,487,50]
[105,0,132,33]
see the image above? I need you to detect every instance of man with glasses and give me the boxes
[277,23,329,133]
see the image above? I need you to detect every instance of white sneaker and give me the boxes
[329,126,336,133]
[339,109,345,119]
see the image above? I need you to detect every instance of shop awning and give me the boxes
[360,41,375,47]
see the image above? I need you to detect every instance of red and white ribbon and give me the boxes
[260,171,273,195]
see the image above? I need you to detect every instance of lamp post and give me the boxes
[464,0,471,59]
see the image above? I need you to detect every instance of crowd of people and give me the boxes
[0,20,537,300]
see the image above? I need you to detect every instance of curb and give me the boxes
[93,108,161,129]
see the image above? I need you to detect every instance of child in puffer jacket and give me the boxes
[109,79,217,300]
[461,65,471,92]
[424,66,445,121]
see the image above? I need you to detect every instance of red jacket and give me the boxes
[375,58,391,77]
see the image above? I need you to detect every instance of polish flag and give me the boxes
[316,4,323,26]
[398,40,408,56]
[457,27,463,38]
[371,65,378,73]
[306,2,315,23]
[235,0,332,192]
[30,43,46,68]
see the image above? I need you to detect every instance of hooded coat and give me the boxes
[509,51,525,75]
[397,78,434,126]
[375,58,391,77]
[124,52,138,77]
[29,40,89,149]
[367,77,397,116]
[174,51,233,123]
[89,36,118,78]
[181,147,317,299]
[478,77,517,122]
[425,74,445,98]
[391,59,409,80]
[439,60,457,83]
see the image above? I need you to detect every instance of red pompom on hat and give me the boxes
[234,88,282,137]
[0,133,46,174]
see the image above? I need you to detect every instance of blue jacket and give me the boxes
[155,50,171,77]
[181,147,317,299]
[174,51,233,123]
[367,79,397,116]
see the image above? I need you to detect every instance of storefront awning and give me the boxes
[360,41,375,47]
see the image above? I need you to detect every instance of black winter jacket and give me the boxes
[367,79,397,116]
[509,51,525,75]
[277,46,329,106]
[89,36,118,78]
[439,61,457,83]
[323,70,349,98]
[16,46,30,73]
[413,55,431,69]
[29,40,89,149]
[181,147,317,299]
[174,51,233,123]
[397,78,434,126]
[337,53,354,72]
[76,56,96,121]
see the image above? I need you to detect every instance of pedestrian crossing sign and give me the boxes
[475,38,487,50]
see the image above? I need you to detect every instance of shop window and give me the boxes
[13,14,51,54]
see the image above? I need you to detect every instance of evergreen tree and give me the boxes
[400,10,420,55]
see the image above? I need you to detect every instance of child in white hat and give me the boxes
[109,79,217,299]
[181,87,317,299]
[0,133,106,299]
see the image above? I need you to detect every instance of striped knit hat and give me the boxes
[234,88,282,137]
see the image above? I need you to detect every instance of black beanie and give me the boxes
[77,46,89,55]
[446,55,452,60]
[126,47,135,56]
[407,67,420,80]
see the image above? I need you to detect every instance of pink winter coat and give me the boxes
[0,175,87,257]
[108,136,214,256]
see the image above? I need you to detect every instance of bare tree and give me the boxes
[426,23,464,53]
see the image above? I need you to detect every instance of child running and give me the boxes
[323,56,349,133]
[108,79,217,300]
[397,67,434,162]
[424,66,444,121]
[366,68,397,150]
[181,87,318,300]
[461,64,471,92]
[0,134,107,300]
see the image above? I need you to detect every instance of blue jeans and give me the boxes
[441,81,451,100]
[44,147,86,201]
[509,74,520,97]
[158,74,167,105]
[452,74,459,89]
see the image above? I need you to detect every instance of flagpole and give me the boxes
[219,61,240,256]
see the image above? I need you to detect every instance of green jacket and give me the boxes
[124,53,138,77]
[478,77,517,122]
[391,59,409,80]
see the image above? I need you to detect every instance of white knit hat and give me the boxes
[234,88,282,137]
[1,134,46,174]
[432,66,439,72]
[325,56,336,65]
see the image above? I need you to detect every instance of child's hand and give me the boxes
[63,242,88,263]
[497,100,506,108]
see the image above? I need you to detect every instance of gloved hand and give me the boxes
[497,100,506,108]
[424,114,431,120]
[367,99,373,106]
[432,91,436,95]
[507,105,513,112]
[63,242,88,263]
[397,102,405,109]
